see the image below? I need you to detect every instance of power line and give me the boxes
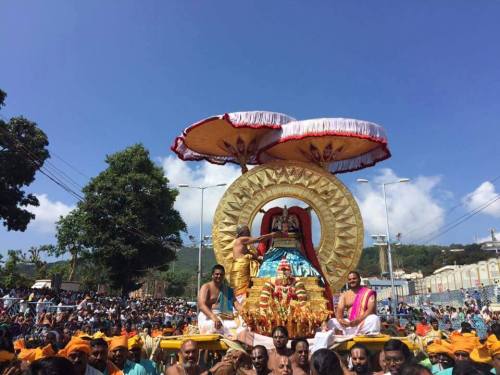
[50,151,91,180]
[1,125,175,249]
[404,174,500,242]
[415,193,500,244]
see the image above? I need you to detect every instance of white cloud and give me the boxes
[161,157,315,240]
[463,181,500,218]
[354,168,446,243]
[163,161,447,245]
[27,194,74,234]
[161,156,241,234]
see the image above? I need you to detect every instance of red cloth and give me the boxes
[416,323,431,337]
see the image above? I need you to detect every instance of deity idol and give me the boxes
[257,206,323,280]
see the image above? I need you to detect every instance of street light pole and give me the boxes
[178,183,227,306]
[357,178,410,319]
[198,187,204,300]
[382,182,397,319]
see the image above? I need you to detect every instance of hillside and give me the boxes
[357,242,491,277]
[173,246,217,277]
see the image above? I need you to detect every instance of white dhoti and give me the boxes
[327,314,380,336]
[198,311,240,337]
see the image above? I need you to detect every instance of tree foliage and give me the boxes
[25,245,54,279]
[163,270,191,297]
[77,144,186,295]
[53,209,89,281]
[1,250,30,288]
[0,89,6,107]
[46,262,70,280]
[0,89,50,231]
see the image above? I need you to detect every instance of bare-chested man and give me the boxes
[230,225,279,302]
[327,271,380,336]
[267,326,293,373]
[198,264,241,336]
[166,340,201,375]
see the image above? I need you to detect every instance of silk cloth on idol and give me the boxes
[257,247,323,279]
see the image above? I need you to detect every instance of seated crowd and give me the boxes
[1,266,500,375]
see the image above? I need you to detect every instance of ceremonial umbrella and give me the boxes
[171,111,294,173]
[257,117,391,173]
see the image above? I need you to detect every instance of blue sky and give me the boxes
[1,0,499,255]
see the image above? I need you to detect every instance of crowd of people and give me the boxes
[2,271,500,375]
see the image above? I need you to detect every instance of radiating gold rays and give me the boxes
[212,160,363,292]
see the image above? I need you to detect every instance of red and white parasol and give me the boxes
[171,111,294,173]
[258,117,390,173]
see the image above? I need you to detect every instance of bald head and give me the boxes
[236,225,250,237]
[180,340,198,367]
[181,339,197,351]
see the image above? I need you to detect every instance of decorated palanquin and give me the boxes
[171,110,391,339]
[240,206,332,337]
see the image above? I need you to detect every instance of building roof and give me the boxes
[366,279,406,287]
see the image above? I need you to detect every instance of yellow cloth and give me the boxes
[0,350,15,362]
[93,332,107,339]
[128,335,143,350]
[470,344,492,364]
[109,336,128,352]
[449,332,480,354]
[487,335,500,357]
[18,344,55,362]
[230,254,259,296]
[59,336,91,357]
[427,340,453,357]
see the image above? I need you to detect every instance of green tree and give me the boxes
[0,89,6,107]
[1,250,29,288]
[25,245,53,279]
[79,144,186,295]
[163,270,191,297]
[47,262,70,280]
[0,90,50,231]
[76,257,108,291]
[53,209,89,281]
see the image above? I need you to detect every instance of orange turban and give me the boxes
[0,350,15,362]
[59,337,91,357]
[427,340,453,357]
[18,344,56,362]
[449,332,480,354]
[109,336,128,352]
[13,339,25,351]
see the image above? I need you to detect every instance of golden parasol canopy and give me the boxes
[171,111,295,173]
[258,118,390,173]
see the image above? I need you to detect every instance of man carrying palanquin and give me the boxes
[231,225,279,302]
[165,340,202,375]
[328,271,380,336]
[198,264,241,336]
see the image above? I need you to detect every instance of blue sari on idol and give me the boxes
[256,235,323,279]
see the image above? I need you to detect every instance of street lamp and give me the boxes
[357,177,410,318]
[178,183,227,303]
